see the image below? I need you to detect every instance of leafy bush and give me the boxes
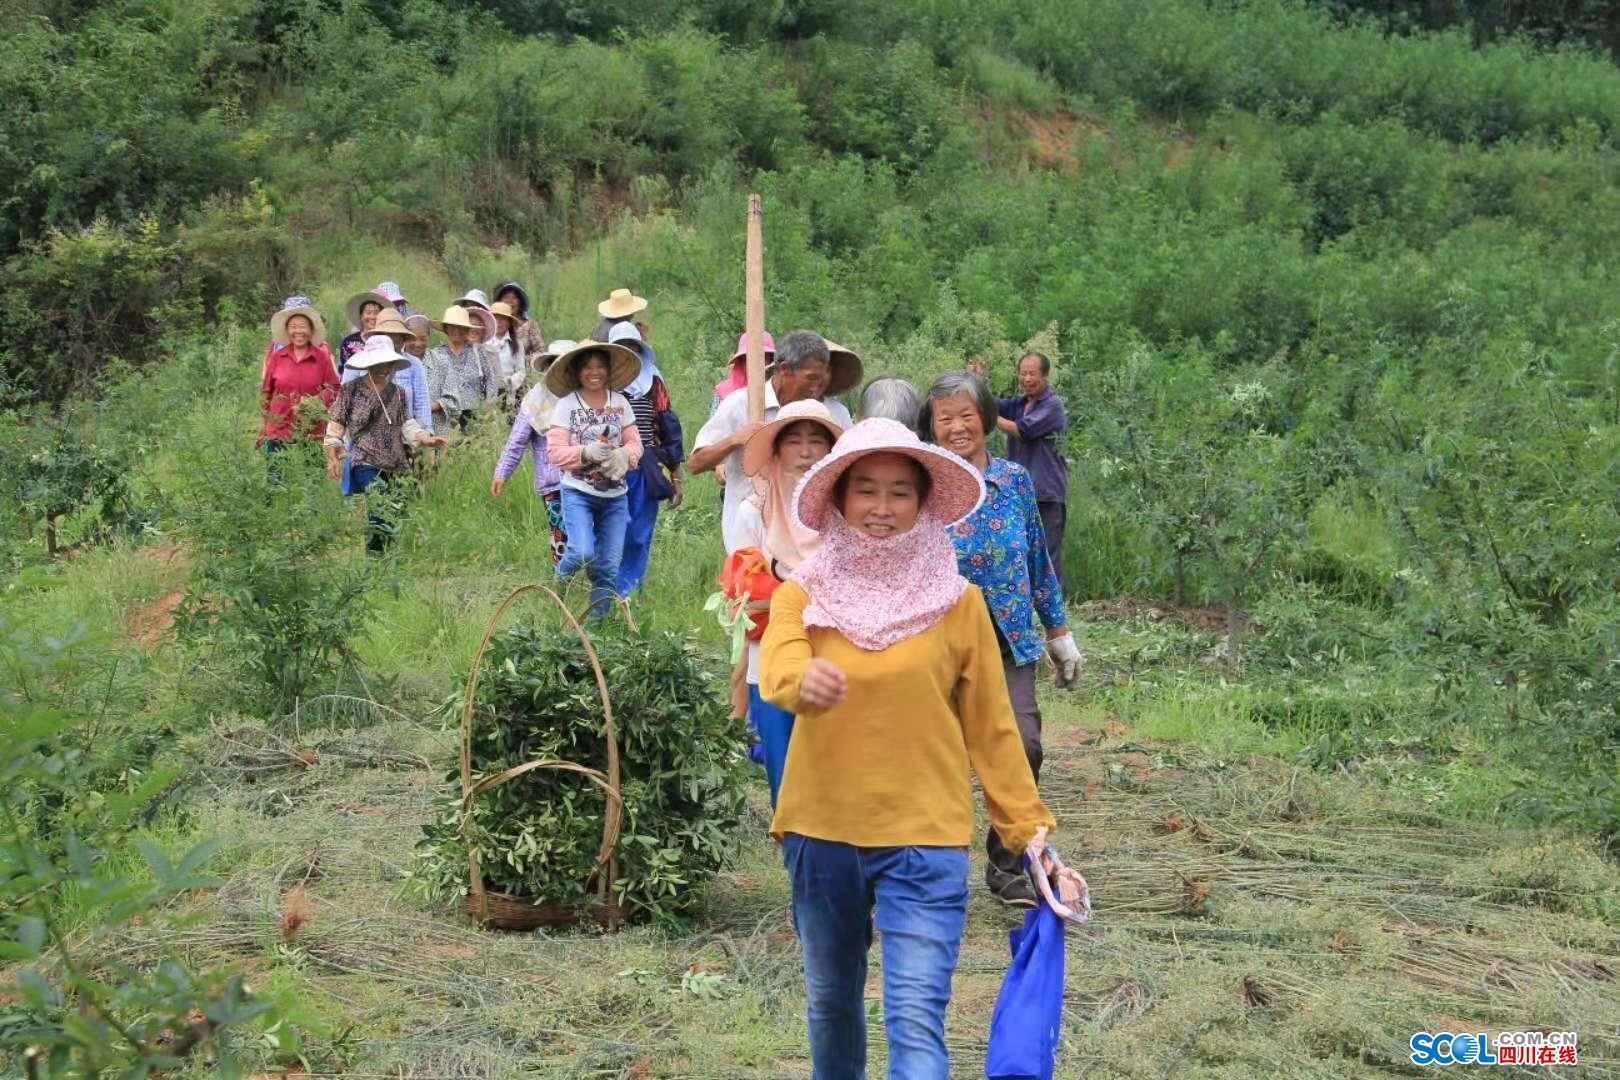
[0,619,275,1075]
[411,623,750,923]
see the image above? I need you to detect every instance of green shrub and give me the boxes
[411,623,750,924]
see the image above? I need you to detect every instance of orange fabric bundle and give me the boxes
[719,547,779,641]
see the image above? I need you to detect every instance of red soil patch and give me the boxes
[125,588,186,648]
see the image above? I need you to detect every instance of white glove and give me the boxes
[581,443,612,466]
[602,448,631,483]
[1045,632,1082,688]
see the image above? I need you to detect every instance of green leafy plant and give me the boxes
[0,618,275,1075]
[410,623,750,923]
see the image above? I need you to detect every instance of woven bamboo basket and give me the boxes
[458,586,628,932]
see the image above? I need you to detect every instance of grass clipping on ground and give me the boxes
[110,670,1619,1078]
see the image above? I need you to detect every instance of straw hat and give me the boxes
[432,305,477,332]
[528,338,578,373]
[365,310,415,342]
[543,340,641,396]
[270,303,327,346]
[345,334,410,374]
[346,290,391,330]
[490,301,520,323]
[793,418,984,531]
[743,399,845,477]
[598,288,648,319]
[455,288,490,311]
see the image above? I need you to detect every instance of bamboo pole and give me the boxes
[745,193,767,423]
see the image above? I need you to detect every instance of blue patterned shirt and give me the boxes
[949,456,1066,667]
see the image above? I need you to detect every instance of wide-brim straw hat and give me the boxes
[743,399,845,477]
[490,301,519,324]
[346,290,392,330]
[793,417,984,531]
[432,305,477,332]
[543,340,641,397]
[598,288,648,319]
[764,339,863,396]
[365,311,415,342]
[346,335,410,373]
[529,338,578,373]
[270,304,327,346]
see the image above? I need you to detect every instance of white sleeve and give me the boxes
[693,391,739,452]
[732,498,767,553]
[402,418,431,446]
[548,393,574,431]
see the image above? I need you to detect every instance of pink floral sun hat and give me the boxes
[792,417,984,532]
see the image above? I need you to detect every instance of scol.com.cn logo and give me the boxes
[1409,1030,1578,1066]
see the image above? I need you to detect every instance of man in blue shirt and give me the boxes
[996,352,1069,590]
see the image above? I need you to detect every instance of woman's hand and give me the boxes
[423,435,448,450]
[799,658,847,710]
[490,476,505,498]
[432,401,445,414]
[1044,631,1082,688]
[669,471,684,508]
[1025,826,1092,922]
[325,453,342,481]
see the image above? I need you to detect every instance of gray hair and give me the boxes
[858,376,922,424]
[917,370,997,442]
[775,329,831,372]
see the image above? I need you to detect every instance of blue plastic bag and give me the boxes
[985,903,1065,1080]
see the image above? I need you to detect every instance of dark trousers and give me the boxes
[1038,499,1067,593]
[985,657,1043,882]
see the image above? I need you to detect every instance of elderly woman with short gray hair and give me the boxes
[919,369,1082,907]
[857,375,922,425]
[690,328,861,552]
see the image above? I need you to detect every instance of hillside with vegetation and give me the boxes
[3,1,1619,1075]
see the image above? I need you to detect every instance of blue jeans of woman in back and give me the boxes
[783,834,969,1079]
[747,683,794,807]
[617,467,660,596]
[556,487,630,618]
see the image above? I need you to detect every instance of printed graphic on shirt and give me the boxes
[561,396,629,492]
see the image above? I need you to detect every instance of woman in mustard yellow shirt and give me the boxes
[760,417,1085,1079]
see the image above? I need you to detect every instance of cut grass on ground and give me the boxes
[111,618,1620,1079]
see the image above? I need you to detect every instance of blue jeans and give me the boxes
[349,463,392,554]
[617,467,660,596]
[783,835,968,1080]
[747,683,794,807]
[557,487,629,618]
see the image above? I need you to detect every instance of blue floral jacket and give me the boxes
[950,456,1066,667]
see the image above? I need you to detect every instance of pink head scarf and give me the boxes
[792,509,968,651]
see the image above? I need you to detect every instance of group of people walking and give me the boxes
[260,279,1086,1076]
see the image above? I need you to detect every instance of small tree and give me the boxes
[16,431,131,557]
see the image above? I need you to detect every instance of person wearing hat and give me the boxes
[261,294,329,379]
[494,282,546,358]
[375,281,413,318]
[723,399,842,805]
[341,309,431,428]
[489,301,527,402]
[605,322,683,597]
[710,330,776,416]
[422,305,501,437]
[918,370,1081,908]
[454,287,491,311]
[542,341,644,618]
[597,287,647,324]
[261,300,338,452]
[491,339,577,567]
[690,329,859,553]
[339,290,391,373]
[758,417,1085,1079]
[323,336,447,552]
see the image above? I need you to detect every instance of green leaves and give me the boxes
[413,623,748,922]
